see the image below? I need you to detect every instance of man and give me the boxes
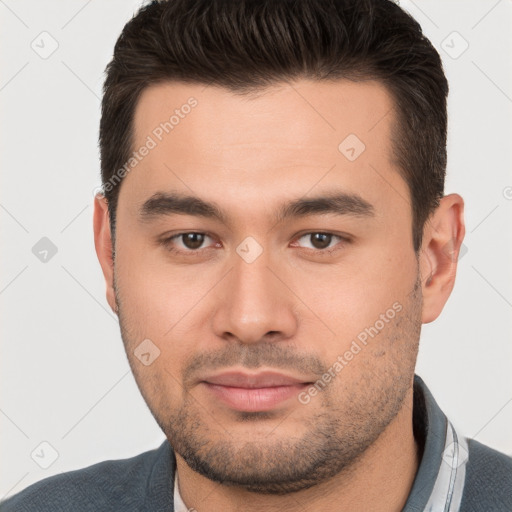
[2,0,511,510]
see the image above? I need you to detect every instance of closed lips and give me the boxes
[202,371,312,388]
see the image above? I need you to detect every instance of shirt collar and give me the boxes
[404,375,468,511]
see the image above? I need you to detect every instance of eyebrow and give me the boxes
[139,190,375,225]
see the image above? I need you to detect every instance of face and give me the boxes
[102,79,426,493]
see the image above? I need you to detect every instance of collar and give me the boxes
[172,375,468,511]
[404,375,468,511]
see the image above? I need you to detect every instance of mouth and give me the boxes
[200,371,313,412]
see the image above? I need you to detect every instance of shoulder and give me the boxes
[460,438,512,511]
[0,441,174,512]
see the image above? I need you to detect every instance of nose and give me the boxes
[211,250,299,345]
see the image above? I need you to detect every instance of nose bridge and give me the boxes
[212,245,298,344]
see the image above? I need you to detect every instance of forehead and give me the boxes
[121,78,408,223]
[133,78,395,157]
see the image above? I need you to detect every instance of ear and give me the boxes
[419,193,465,324]
[93,193,117,315]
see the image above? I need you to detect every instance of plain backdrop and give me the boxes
[1,0,511,499]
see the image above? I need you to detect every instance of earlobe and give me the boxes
[419,194,465,324]
[93,193,117,314]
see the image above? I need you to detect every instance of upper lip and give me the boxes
[202,371,312,388]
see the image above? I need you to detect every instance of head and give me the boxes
[94,0,465,494]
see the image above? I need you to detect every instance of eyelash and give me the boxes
[159,231,350,257]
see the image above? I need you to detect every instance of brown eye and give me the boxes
[161,232,215,253]
[293,232,349,256]
[298,233,338,250]
[181,233,206,250]
[309,233,332,249]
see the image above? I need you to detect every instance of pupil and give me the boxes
[184,233,204,249]
[312,233,331,249]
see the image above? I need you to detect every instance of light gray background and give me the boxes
[1,0,511,499]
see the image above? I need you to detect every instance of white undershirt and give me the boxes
[173,470,190,512]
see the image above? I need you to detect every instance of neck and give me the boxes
[175,386,420,512]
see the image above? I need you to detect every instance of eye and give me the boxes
[292,232,348,254]
[161,232,217,253]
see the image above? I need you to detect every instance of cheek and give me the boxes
[288,246,416,349]
[115,242,191,323]
[114,242,220,370]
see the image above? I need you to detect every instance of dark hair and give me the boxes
[99,0,448,253]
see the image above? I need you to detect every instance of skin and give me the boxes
[94,79,465,511]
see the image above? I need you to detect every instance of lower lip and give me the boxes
[203,382,309,412]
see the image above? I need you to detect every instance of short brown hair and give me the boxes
[99,0,449,252]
